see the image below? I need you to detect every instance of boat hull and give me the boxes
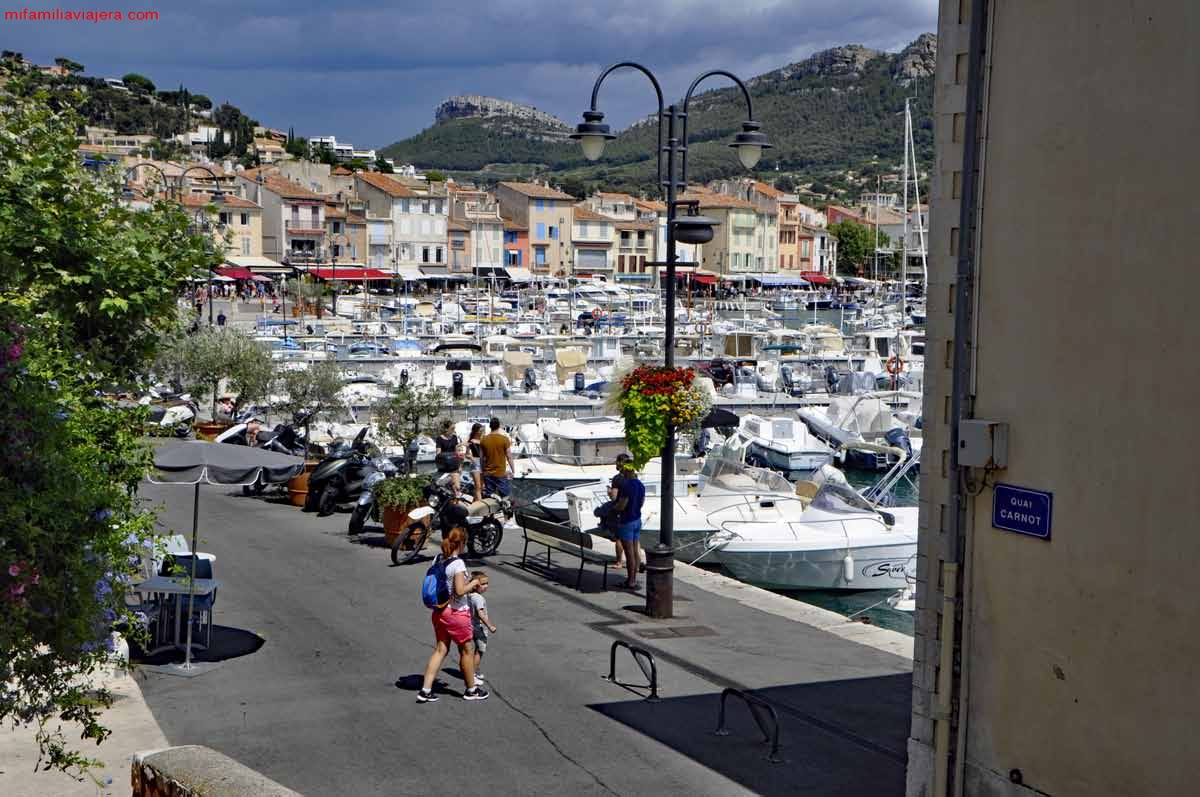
[713,541,916,591]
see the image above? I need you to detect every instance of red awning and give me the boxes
[307,267,392,280]
[690,273,718,285]
[216,266,255,280]
[799,271,831,285]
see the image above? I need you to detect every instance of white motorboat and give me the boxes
[735,413,835,476]
[796,391,922,471]
[511,416,661,500]
[699,444,918,590]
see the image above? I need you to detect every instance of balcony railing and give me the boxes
[285,250,323,263]
[368,234,390,244]
[285,219,325,235]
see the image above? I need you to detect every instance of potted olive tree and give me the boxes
[157,327,274,439]
[371,474,431,545]
[374,384,450,451]
[273,359,343,506]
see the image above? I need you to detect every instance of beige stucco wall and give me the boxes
[912,2,1200,795]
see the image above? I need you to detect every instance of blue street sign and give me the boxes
[992,484,1052,540]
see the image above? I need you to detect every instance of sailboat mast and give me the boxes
[901,98,910,326]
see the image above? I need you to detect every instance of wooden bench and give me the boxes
[518,512,618,591]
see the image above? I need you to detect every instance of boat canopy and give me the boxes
[699,444,793,497]
[554,348,588,383]
[502,350,534,382]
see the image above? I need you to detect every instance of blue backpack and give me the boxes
[421,554,457,609]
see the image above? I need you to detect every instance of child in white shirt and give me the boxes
[467,572,498,681]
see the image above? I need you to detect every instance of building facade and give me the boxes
[355,172,448,274]
[495,182,574,276]
[571,207,614,276]
[907,3,1199,796]
[180,193,263,259]
[237,172,327,265]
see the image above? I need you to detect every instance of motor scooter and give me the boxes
[306,428,399,517]
[390,473,511,564]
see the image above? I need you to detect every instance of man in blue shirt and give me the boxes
[613,458,645,590]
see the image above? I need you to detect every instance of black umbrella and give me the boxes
[701,407,740,428]
[149,440,303,669]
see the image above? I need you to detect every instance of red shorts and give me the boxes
[432,607,474,646]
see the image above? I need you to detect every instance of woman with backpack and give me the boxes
[417,528,489,702]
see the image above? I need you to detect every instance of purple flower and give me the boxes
[7,564,19,577]
[6,343,21,361]
[122,532,139,545]
[105,635,118,653]
[9,583,24,597]
[93,578,111,599]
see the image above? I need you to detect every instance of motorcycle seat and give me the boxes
[464,497,503,517]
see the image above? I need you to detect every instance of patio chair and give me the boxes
[161,554,218,649]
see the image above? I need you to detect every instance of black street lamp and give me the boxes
[572,63,770,618]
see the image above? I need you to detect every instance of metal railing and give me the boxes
[714,687,783,763]
[603,640,659,701]
[285,219,325,233]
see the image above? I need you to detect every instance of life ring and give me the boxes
[886,356,904,376]
[591,308,602,320]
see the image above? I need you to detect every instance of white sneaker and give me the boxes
[474,673,485,683]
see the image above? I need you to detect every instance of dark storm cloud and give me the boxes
[9,1,937,146]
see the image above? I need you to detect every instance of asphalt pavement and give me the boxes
[136,481,913,796]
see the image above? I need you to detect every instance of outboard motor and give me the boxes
[573,372,585,393]
[452,371,464,399]
[399,369,409,387]
[523,368,537,392]
[780,364,796,394]
[884,427,913,462]
[824,365,840,393]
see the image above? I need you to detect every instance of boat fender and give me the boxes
[843,553,855,583]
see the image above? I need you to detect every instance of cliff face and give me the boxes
[893,33,937,80]
[435,96,570,131]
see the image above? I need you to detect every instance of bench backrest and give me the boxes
[518,512,593,550]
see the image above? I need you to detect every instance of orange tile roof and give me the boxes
[681,192,756,210]
[356,171,417,198]
[180,193,260,209]
[572,206,614,222]
[614,219,656,231]
[346,213,367,225]
[256,174,326,201]
[498,181,575,200]
[500,215,527,232]
[753,181,785,198]
[324,205,347,219]
[448,219,472,232]
[633,198,666,213]
[596,191,636,201]
[332,166,354,176]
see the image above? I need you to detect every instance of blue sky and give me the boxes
[7,1,938,148]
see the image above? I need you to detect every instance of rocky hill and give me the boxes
[379,35,938,198]
[435,95,570,133]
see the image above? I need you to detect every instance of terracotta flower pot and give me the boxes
[286,460,320,507]
[382,504,411,547]
[195,421,231,441]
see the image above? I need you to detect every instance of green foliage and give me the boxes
[423,169,446,182]
[379,42,934,196]
[285,134,309,158]
[0,82,209,776]
[121,72,154,94]
[828,220,887,276]
[373,474,430,510]
[189,94,212,111]
[155,328,272,417]
[375,385,450,444]
[374,157,394,174]
[54,57,84,74]
[273,359,343,457]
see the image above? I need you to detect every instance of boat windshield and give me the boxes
[700,445,793,496]
[810,482,877,514]
[544,434,628,466]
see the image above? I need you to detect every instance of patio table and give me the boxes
[134,575,222,655]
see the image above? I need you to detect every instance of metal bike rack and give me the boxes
[714,687,784,763]
[603,640,660,702]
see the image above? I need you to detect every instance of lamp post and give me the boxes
[572,63,770,618]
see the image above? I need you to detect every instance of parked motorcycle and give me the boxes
[139,391,197,438]
[347,455,405,535]
[305,427,400,517]
[217,411,314,495]
[390,473,510,564]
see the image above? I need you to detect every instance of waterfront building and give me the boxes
[180,193,263,259]
[354,172,448,277]
[570,206,615,277]
[908,2,1197,795]
[447,185,505,277]
[237,171,327,266]
[495,181,575,277]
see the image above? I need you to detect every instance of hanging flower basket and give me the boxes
[617,366,709,469]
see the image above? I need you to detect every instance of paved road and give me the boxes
[137,482,912,796]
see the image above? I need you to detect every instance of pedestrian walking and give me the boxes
[480,417,514,497]
[612,459,646,590]
[467,572,497,682]
[434,419,462,494]
[417,528,489,703]
[466,422,484,502]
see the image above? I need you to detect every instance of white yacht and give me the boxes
[512,416,660,499]
[735,414,835,476]
[797,391,922,471]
